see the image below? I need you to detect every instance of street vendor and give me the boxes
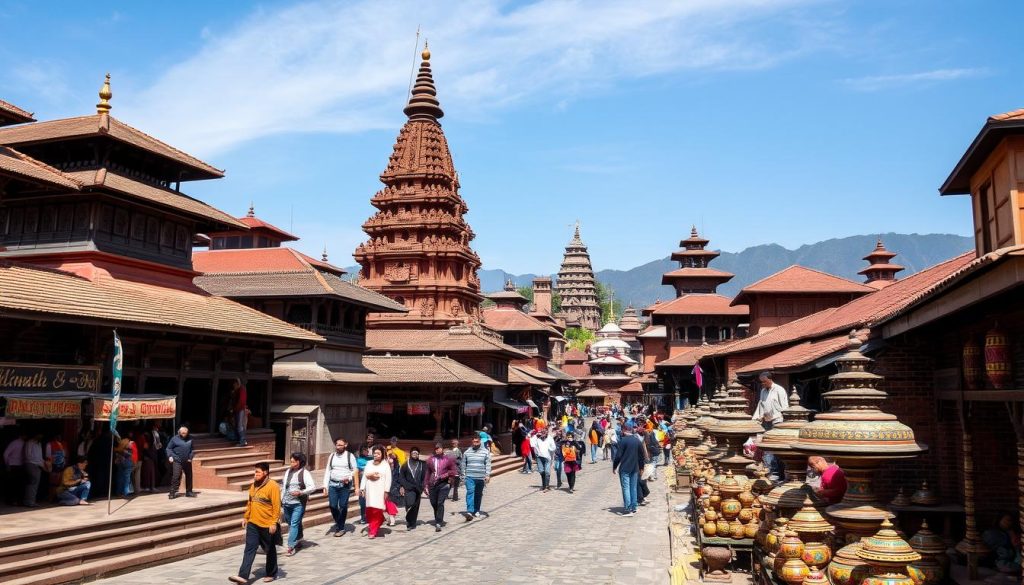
[807,456,847,505]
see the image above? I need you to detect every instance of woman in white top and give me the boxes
[361,446,392,539]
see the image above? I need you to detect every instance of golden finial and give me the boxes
[422,40,430,61]
[96,73,112,115]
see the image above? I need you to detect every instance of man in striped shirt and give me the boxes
[459,435,491,521]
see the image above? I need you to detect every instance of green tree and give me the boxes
[517,285,534,303]
[565,327,596,351]
[596,281,624,325]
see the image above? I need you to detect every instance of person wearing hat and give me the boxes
[424,443,459,532]
[612,420,644,516]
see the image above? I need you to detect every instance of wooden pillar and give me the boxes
[955,402,988,580]
[1006,401,1024,578]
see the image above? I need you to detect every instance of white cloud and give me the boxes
[117,0,825,157]
[839,67,989,92]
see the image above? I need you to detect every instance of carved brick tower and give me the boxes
[353,44,484,329]
[556,223,601,331]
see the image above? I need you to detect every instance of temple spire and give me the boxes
[247,202,255,218]
[322,244,329,262]
[96,73,112,115]
[403,41,444,122]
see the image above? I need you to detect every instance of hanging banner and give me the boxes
[110,330,123,432]
[93,396,176,421]
[0,363,100,393]
[4,395,83,419]
[406,402,431,415]
[463,401,484,416]
[366,402,393,415]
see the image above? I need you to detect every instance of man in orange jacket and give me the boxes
[230,462,281,583]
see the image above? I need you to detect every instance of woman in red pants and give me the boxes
[361,446,392,538]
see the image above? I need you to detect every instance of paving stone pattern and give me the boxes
[94,457,671,585]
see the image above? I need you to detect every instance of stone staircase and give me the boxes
[0,453,524,585]
[191,428,287,491]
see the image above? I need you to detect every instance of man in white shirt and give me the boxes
[322,439,359,537]
[23,433,45,507]
[751,372,787,429]
[532,430,557,492]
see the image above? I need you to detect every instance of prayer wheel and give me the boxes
[984,326,1011,389]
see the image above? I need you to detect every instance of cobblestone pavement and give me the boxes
[94,457,671,585]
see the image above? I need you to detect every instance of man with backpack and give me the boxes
[281,452,315,556]
[322,438,360,537]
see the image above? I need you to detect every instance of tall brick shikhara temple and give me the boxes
[354,44,484,329]
[556,223,601,331]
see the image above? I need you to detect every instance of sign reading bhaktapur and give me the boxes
[93,397,176,421]
[5,396,83,419]
[0,363,101,393]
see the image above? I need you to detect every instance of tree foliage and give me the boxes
[596,281,624,325]
[565,327,595,351]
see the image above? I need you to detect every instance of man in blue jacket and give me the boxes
[166,426,195,499]
[612,421,644,516]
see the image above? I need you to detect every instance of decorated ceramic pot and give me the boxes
[909,481,938,506]
[730,518,746,539]
[739,489,756,508]
[720,498,742,520]
[716,518,731,536]
[709,492,722,510]
[828,541,871,585]
[703,521,718,537]
[801,541,832,570]
[744,517,759,539]
[705,509,718,522]
[779,557,810,585]
[779,531,805,560]
[906,556,943,585]
[862,573,915,585]
[803,569,829,585]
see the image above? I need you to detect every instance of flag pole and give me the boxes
[107,329,123,515]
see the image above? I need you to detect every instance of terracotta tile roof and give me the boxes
[990,108,1024,121]
[735,334,853,375]
[616,381,644,393]
[194,248,307,272]
[0,146,81,190]
[363,355,503,386]
[0,262,322,342]
[237,216,299,242]
[563,349,589,362]
[511,364,558,382]
[274,356,503,386]
[655,345,710,368]
[508,366,550,387]
[0,115,223,180]
[646,294,749,316]
[545,364,576,382]
[64,169,245,229]
[481,308,559,334]
[661,267,735,279]
[732,265,874,306]
[195,270,406,313]
[0,99,35,124]
[705,252,976,358]
[577,387,609,398]
[637,325,666,338]
[365,327,529,358]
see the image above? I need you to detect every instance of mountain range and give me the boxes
[345,233,973,310]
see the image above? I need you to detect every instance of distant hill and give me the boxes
[477,233,974,308]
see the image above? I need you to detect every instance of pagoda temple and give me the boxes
[351,45,534,443]
[353,43,483,329]
[555,223,601,331]
[858,238,905,288]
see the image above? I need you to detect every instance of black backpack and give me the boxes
[284,468,308,504]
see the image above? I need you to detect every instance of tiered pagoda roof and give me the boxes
[858,239,905,288]
[731,265,875,306]
[0,99,35,126]
[555,223,601,331]
[662,226,734,293]
[353,44,483,329]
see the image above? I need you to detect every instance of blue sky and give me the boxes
[1,1,1018,273]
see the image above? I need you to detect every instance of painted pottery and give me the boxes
[703,521,717,537]
[779,530,806,560]
[803,568,829,585]
[704,509,718,522]
[890,487,910,507]
[858,520,921,567]
[906,555,942,585]
[801,541,832,570]
[985,325,1011,389]
[720,498,742,520]
[779,558,811,585]
[962,339,981,390]
[828,540,871,585]
[739,489,756,508]
[862,573,915,585]
[716,518,731,535]
[744,517,759,539]
[730,518,746,539]
[909,481,938,506]
[738,507,753,523]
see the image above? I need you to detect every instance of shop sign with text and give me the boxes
[6,397,82,419]
[0,363,100,393]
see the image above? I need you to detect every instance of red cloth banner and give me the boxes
[366,402,394,414]
[6,396,82,419]
[406,402,431,415]
[93,396,175,421]
[463,401,485,416]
